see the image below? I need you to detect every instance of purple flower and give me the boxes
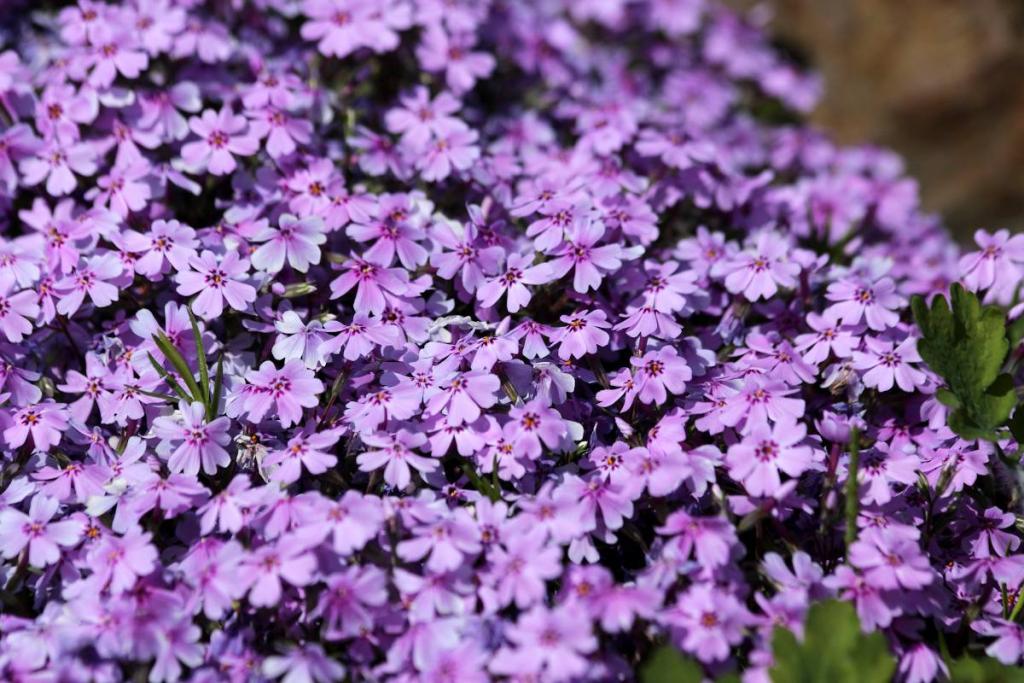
[547,216,629,293]
[152,401,232,476]
[181,108,260,176]
[0,283,39,343]
[251,214,326,274]
[959,229,1024,303]
[264,428,340,484]
[263,644,346,683]
[490,605,597,682]
[668,583,750,663]
[356,429,437,489]
[630,346,693,404]
[241,533,318,607]
[849,526,934,590]
[300,0,410,58]
[425,370,499,426]
[20,139,97,197]
[240,360,324,428]
[726,419,816,497]
[5,402,69,451]
[477,252,553,312]
[0,495,82,567]
[175,250,257,320]
[713,231,800,301]
[419,126,481,181]
[552,309,611,360]
[852,336,926,392]
[87,528,158,594]
[826,272,902,331]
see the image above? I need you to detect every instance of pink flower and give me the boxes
[264,429,340,484]
[547,216,629,293]
[506,398,567,460]
[0,495,82,567]
[329,257,411,316]
[713,231,800,301]
[852,336,926,392]
[477,252,554,312]
[490,605,597,682]
[849,527,934,590]
[241,533,318,607]
[726,419,815,497]
[553,309,611,360]
[630,347,692,404]
[152,401,232,476]
[357,429,438,489]
[481,528,562,610]
[251,214,326,274]
[0,283,39,342]
[55,253,122,316]
[133,219,198,276]
[175,250,257,320]
[430,218,504,294]
[89,163,151,217]
[425,370,500,426]
[241,360,324,428]
[419,126,480,181]
[5,402,69,451]
[668,583,750,663]
[396,508,481,572]
[300,0,411,58]
[87,529,158,594]
[795,309,857,364]
[19,139,97,196]
[85,26,148,88]
[826,273,902,331]
[385,86,463,150]
[719,375,806,432]
[180,107,260,176]
[958,229,1024,303]
[417,27,496,94]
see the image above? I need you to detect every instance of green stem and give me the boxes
[844,426,861,550]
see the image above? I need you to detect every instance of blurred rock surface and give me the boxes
[729,0,1024,239]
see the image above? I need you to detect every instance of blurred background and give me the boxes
[729,0,1024,241]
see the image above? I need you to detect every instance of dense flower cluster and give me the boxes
[0,1,1021,681]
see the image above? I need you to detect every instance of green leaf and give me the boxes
[935,388,961,408]
[210,353,225,417]
[186,307,210,408]
[769,600,895,683]
[146,352,191,403]
[152,333,204,406]
[948,656,1024,682]
[911,285,1015,438]
[639,646,703,683]
[1008,315,1024,351]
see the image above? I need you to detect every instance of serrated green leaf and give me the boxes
[912,285,1015,436]
[769,600,895,683]
[640,646,703,683]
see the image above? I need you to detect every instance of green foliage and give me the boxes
[769,600,895,683]
[948,656,1024,682]
[911,284,1015,440]
[640,646,704,683]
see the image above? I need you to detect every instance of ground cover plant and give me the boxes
[0,0,1023,681]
